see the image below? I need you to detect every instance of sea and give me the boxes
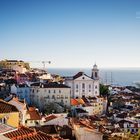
[47,68,140,87]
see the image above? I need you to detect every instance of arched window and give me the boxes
[82,83,85,89]
[95,72,98,78]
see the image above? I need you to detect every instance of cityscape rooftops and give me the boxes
[3,126,61,140]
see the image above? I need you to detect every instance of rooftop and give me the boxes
[0,100,19,113]
[27,107,41,120]
[0,123,14,134]
[3,126,61,140]
[31,82,70,88]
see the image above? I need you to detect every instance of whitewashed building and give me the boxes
[30,82,71,111]
[64,64,100,98]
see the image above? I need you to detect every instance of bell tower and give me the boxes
[91,63,99,80]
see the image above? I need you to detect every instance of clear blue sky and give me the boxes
[0,0,140,68]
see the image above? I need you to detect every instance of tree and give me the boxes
[44,102,64,114]
[100,84,109,97]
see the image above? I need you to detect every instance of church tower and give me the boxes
[91,63,99,80]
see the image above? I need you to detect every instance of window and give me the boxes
[54,90,56,93]
[95,85,98,89]
[52,95,55,99]
[82,83,85,89]
[76,90,78,92]
[48,90,51,93]
[76,84,78,89]
[59,90,61,93]
[89,85,91,89]
[95,72,98,78]
[82,77,85,79]
[45,95,50,99]
[57,95,60,99]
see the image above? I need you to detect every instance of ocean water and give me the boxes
[47,68,140,86]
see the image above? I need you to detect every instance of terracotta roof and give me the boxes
[27,107,41,120]
[0,100,19,113]
[31,125,58,134]
[4,126,33,139]
[4,126,61,140]
[44,115,57,122]
[71,99,79,106]
[89,115,101,121]
[77,98,85,104]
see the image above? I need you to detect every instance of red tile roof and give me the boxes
[4,126,63,140]
[71,99,79,106]
[27,107,41,120]
[0,100,19,113]
[45,115,57,122]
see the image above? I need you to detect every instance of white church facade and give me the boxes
[64,64,100,98]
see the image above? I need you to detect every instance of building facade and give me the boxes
[0,59,30,70]
[10,84,31,105]
[30,82,71,111]
[65,64,100,98]
[0,100,19,127]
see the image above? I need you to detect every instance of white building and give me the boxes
[65,64,100,98]
[10,84,31,105]
[30,82,71,111]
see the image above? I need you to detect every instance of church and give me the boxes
[64,64,100,98]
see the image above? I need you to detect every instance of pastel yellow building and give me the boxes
[0,59,30,70]
[91,97,105,115]
[0,100,19,127]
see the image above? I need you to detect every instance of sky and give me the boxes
[0,0,140,68]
